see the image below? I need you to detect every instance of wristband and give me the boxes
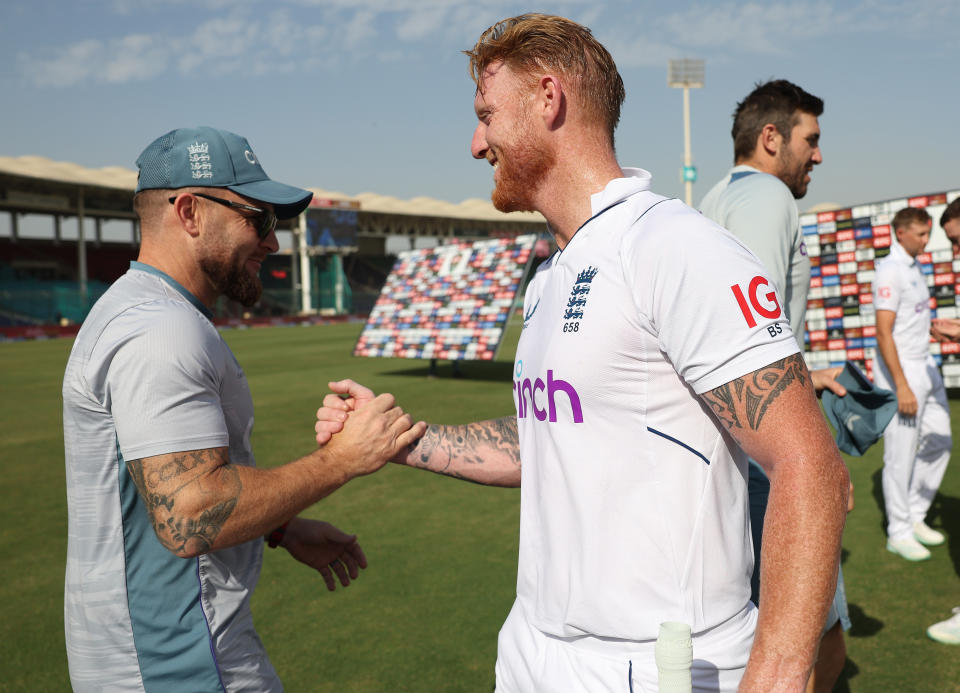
[266,521,290,549]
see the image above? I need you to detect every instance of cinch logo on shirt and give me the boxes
[731,275,782,329]
[513,366,584,423]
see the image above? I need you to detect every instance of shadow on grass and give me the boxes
[837,495,885,691]
[847,602,884,638]
[836,602,883,690]
[926,491,960,578]
[834,656,860,692]
[871,466,960,578]
[383,360,514,382]
[871,468,887,536]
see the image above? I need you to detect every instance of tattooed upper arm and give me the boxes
[126,447,241,557]
[701,354,809,433]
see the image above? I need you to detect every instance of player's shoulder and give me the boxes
[872,252,900,273]
[619,195,754,277]
[626,193,731,246]
[726,171,795,212]
[92,287,219,363]
[872,253,906,289]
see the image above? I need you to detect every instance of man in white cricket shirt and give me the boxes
[873,206,952,562]
[700,80,852,693]
[317,15,849,692]
[926,197,960,644]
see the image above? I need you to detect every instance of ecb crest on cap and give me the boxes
[188,141,213,180]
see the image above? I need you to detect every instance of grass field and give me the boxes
[1,321,958,692]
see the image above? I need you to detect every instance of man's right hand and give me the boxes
[320,390,426,478]
[895,383,918,417]
[810,366,847,397]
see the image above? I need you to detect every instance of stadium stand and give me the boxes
[802,191,960,387]
[0,155,547,331]
[354,236,537,361]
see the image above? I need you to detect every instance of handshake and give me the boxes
[311,379,521,489]
[312,379,426,478]
[931,318,960,343]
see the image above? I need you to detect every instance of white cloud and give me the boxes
[16,0,960,87]
[395,9,447,42]
[21,40,104,87]
[103,34,168,83]
[342,9,379,50]
[605,0,960,68]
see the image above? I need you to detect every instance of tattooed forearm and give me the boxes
[126,449,242,556]
[405,417,521,485]
[702,354,808,432]
[146,450,212,489]
[167,493,239,555]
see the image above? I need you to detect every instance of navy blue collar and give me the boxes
[129,261,213,320]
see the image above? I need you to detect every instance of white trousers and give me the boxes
[494,600,755,693]
[872,355,952,541]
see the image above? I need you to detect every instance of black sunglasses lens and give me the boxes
[258,212,277,239]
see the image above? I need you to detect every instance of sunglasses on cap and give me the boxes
[168,192,278,240]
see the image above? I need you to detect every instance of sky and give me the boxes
[2,0,958,214]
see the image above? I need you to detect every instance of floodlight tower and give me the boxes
[668,59,705,206]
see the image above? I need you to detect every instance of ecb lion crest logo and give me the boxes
[562,266,598,333]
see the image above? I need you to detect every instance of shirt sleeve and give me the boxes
[716,175,797,297]
[89,300,229,460]
[872,259,901,313]
[624,200,801,394]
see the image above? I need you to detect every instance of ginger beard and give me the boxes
[490,105,555,213]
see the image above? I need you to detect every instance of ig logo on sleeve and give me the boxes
[731,275,783,336]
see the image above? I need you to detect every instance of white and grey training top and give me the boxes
[62,263,280,692]
[699,164,811,339]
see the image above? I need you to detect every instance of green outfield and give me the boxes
[2,322,957,692]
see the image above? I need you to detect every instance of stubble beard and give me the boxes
[491,118,555,213]
[777,146,810,200]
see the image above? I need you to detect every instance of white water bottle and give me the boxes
[655,621,692,693]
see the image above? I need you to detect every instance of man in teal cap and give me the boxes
[62,127,426,691]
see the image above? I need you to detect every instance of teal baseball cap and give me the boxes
[135,126,313,219]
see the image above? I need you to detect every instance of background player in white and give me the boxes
[931,197,960,341]
[317,15,849,692]
[872,206,952,562]
[925,197,960,644]
[61,126,425,692]
[700,80,852,693]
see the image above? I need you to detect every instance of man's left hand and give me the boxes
[281,517,367,591]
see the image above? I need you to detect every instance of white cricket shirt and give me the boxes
[872,240,931,361]
[512,169,800,641]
